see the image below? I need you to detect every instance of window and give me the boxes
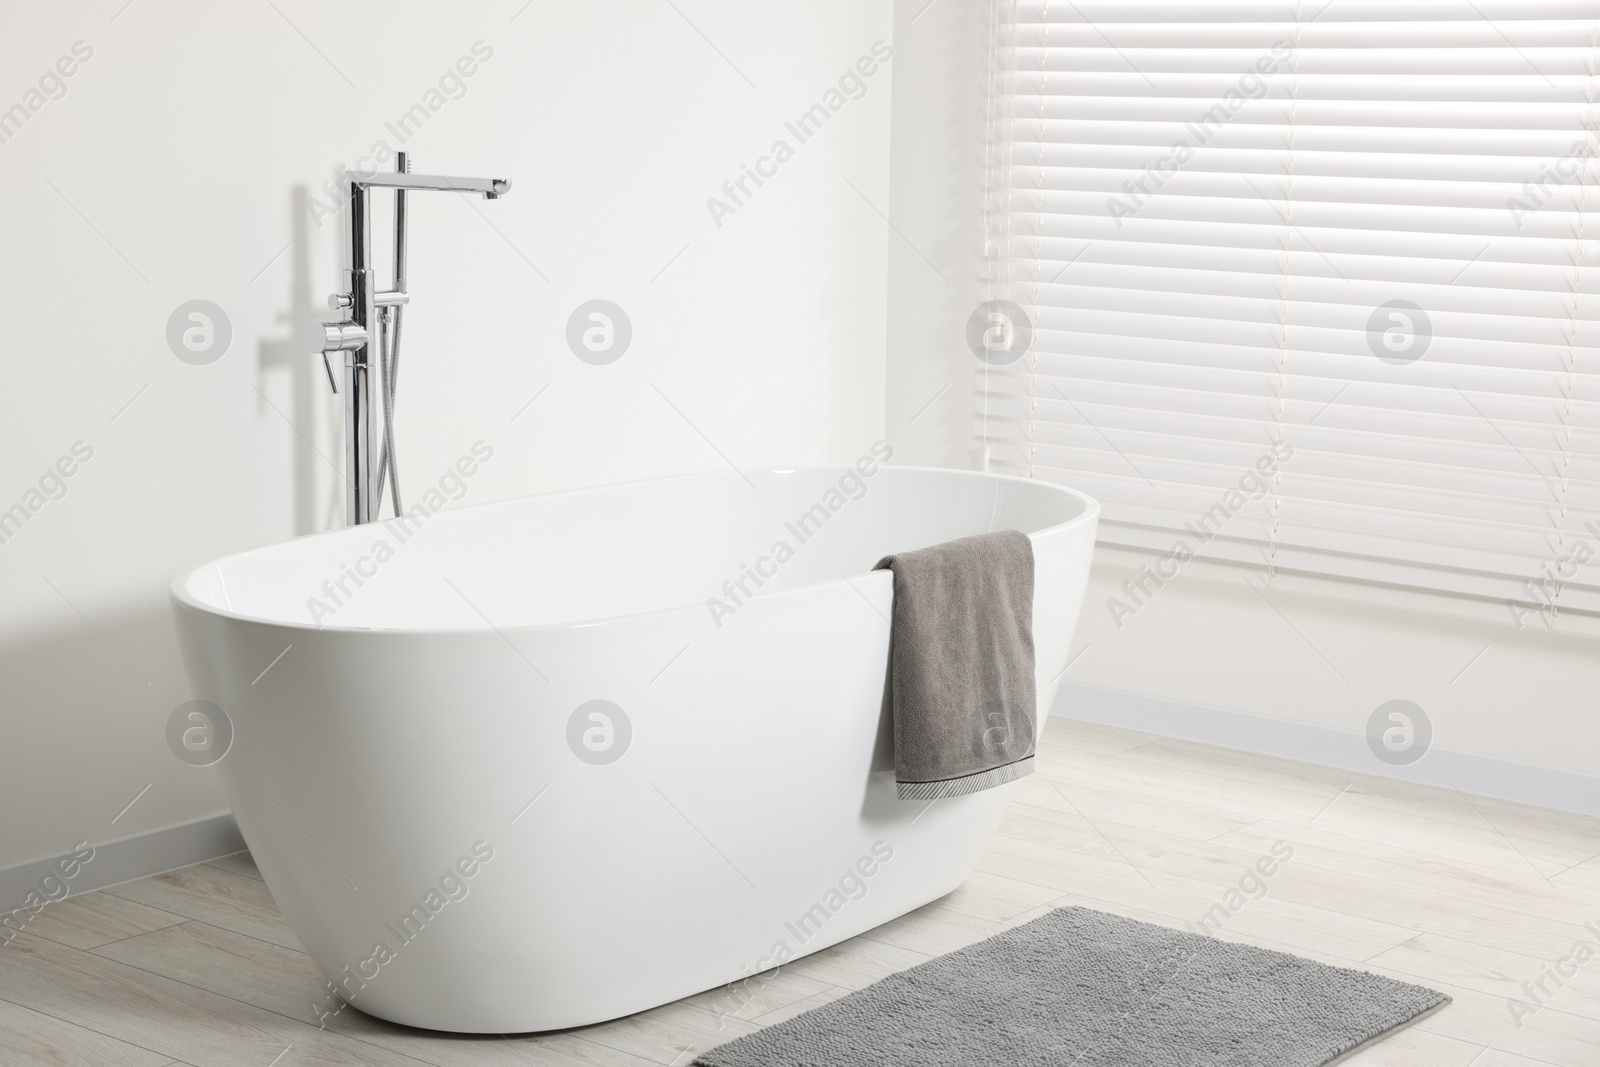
[978,0,1600,634]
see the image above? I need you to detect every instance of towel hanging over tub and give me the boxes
[873,529,1037,800]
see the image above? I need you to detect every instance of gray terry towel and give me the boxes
[873,529,1036,800]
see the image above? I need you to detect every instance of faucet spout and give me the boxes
[349,171,511,199]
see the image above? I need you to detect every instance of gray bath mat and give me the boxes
[696,907,1449,1067]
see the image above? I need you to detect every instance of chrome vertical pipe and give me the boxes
[345,179,376,525]
[394,151,409,291]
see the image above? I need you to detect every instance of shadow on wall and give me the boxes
[0,602,197,863]
[257,183,341,537]
[0,184,338,869]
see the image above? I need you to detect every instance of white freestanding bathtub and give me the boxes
[170,462,1098,1033]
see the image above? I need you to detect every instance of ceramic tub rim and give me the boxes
[169,464,1099,636]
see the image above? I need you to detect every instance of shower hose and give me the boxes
[374,304,403,517]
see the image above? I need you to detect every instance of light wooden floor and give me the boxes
[4,718,1598,1066]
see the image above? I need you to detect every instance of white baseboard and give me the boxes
[1,812,244,917]
[1053,682,1600,819]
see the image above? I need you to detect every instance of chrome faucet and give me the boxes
[307,154,511,525]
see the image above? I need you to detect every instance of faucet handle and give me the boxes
[327,292,353,311]
[307,320,369,395]
[307,320,368,354]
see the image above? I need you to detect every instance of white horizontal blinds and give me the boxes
[979,0,1600,634]
[980,0,1022,402]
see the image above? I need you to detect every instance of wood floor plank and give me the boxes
[856,899,1007,956]
[1340,780,1600,857]
[8,890,187,951]
[994,804,1281,891]
[1032,744,1336,823]
[749,986,848,1025]
[0,930,438,1067]
[931,869,1065,924]
[1015,773,1258,843]
[1212,820,1600,928]
[566,999,759,1066]
[1391,977,1599,1067]
[0,996,175,1067]
[1475,1049,1596,1067]
[676,966,835,1033]
[1112,735,1356,798]
[977,833,1251,918]
[1551,857,1600,895]
[1365,933,1600,1023]
[89,919,660,1067]
[776,934,930,992]
[1243,849,1599,963]
[91,918,332,1029]
[1037,718,1161,756]
[101,864,302,951]
[1287,797,1594,881]
[980,843,1419,967]
[203,851,264,883]
[993,802,1417,950]
[1333,1022,1488,1067]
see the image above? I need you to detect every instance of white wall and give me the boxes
[0,0,894,868]
[1067,565,1600,778]
[883,0,1600,787]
